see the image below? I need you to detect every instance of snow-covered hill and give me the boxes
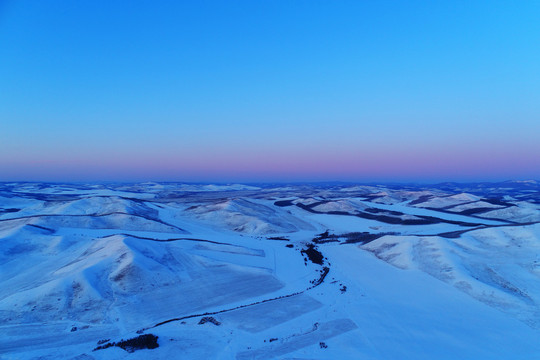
[1,182,539,359]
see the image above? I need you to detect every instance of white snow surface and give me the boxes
[1,183,539,359]
[479,202,540,223]
[413,193,481,208]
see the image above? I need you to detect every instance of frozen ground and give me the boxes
[0,181,539,359]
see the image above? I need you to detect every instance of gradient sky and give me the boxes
[1,1,539,182]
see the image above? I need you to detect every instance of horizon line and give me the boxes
[1,179,538,186]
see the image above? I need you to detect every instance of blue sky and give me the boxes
[1,1,539,181]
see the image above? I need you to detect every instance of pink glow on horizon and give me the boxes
[2,144,539,182]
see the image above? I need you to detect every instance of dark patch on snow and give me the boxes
[342,231,398,244]
[94,334,159,353]
[311,267,330,286]
[438,229,476,239]
[27,224,56,233]
[198,316,221,326]
[267,236,289,241]
[274,200,294,207]
[365,207,403,216]
[301,244,324,265]
[312,230,340,244]
[312,230,397,245]
[0,208,20,213]
[408,195,433,205]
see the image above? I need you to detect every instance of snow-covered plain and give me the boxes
[1,181,539,359]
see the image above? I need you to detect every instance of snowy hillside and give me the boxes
[1,182,539,359]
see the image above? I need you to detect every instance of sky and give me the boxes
[1,0,539,182]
